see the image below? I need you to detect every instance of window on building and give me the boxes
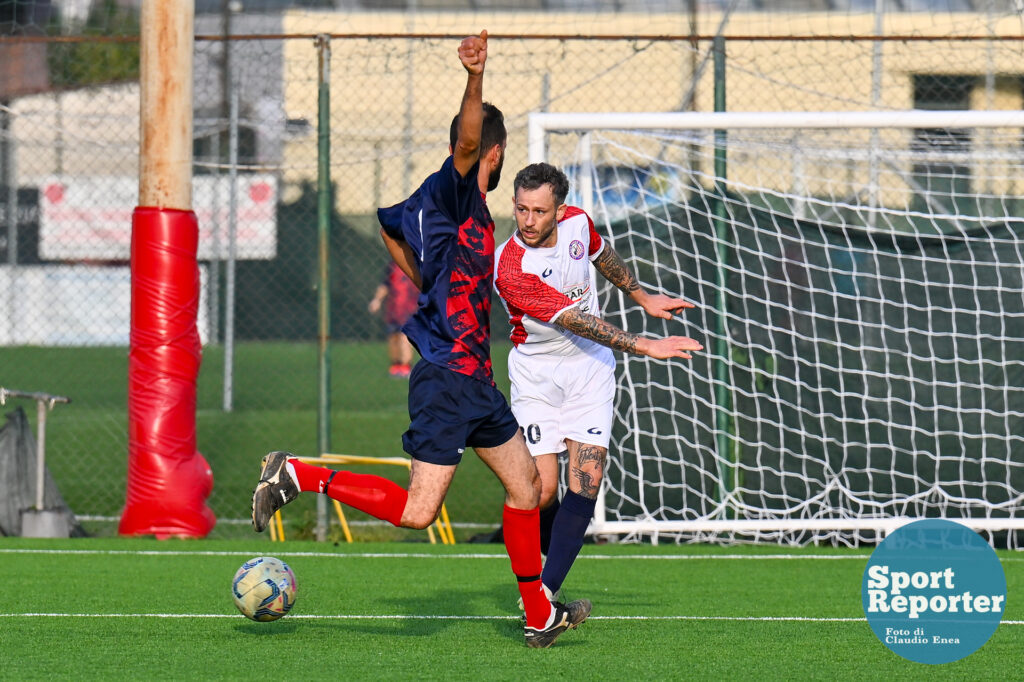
[193,123,259,176]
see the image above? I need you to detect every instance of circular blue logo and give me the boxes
[568,240,585,260]
[862,519,1006,664]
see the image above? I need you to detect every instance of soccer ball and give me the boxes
[231,556,297,622]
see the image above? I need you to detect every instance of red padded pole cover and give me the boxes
[119,206,215,538]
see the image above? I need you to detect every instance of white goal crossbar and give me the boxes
[528,110,1024,162]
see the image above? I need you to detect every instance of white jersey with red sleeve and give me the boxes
[494,205,608,357]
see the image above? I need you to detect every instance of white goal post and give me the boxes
[529,110,1024,545]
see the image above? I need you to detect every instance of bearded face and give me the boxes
[513,183,564,249]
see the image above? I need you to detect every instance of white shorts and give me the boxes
[508,345,616,457]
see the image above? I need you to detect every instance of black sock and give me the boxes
[538,497,560,556]
[541,491,595,594]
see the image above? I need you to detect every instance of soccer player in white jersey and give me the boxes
[494,162,703,603]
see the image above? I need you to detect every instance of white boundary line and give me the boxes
[0,548,870,559]
[6,549,1017,625]
[0,612,1021,624]
[2,547,1023,561]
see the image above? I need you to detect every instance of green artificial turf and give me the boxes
[2,538,1020,680]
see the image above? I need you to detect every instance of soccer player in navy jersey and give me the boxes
[251,31,585,648]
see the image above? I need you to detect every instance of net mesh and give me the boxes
[543,118,1024,546]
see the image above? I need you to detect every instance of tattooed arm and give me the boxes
[556,306,640,354]
[555,306,701,359]
[592,245,694,320]
[592,244,642,297]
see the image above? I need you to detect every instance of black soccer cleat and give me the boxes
[560,598,592,629]
[524,601,573,649]
[251,451,300,532]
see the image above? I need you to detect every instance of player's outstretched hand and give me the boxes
[459,30,488,75]
[640,293,695,320]
[639,335,703,360]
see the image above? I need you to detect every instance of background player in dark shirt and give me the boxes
[368,261,418,378]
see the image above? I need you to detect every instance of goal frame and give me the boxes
[528,109,1024,541]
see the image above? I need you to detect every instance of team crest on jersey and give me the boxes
[568,240,585,260]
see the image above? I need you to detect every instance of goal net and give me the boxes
[529,110,1024,546]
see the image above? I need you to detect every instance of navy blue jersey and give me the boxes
[377,155,496,384]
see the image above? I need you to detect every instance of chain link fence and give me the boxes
[1,1,1022,538]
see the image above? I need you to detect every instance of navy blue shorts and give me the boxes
[402,360,520,466]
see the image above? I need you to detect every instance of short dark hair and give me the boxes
[449,102,506,155]
[513,162,569,206]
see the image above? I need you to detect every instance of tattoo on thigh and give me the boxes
[571,445,607,499]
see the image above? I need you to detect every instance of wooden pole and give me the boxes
[139,0,193,209]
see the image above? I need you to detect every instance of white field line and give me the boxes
[0,612,1022,625]
[0,548,875,559]
[5,549,1017,624]
[3,547,1024,561]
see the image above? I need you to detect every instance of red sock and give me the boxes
[288,458,408,527]
[502,504,553,630]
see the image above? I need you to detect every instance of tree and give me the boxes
[48,0,139,88]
